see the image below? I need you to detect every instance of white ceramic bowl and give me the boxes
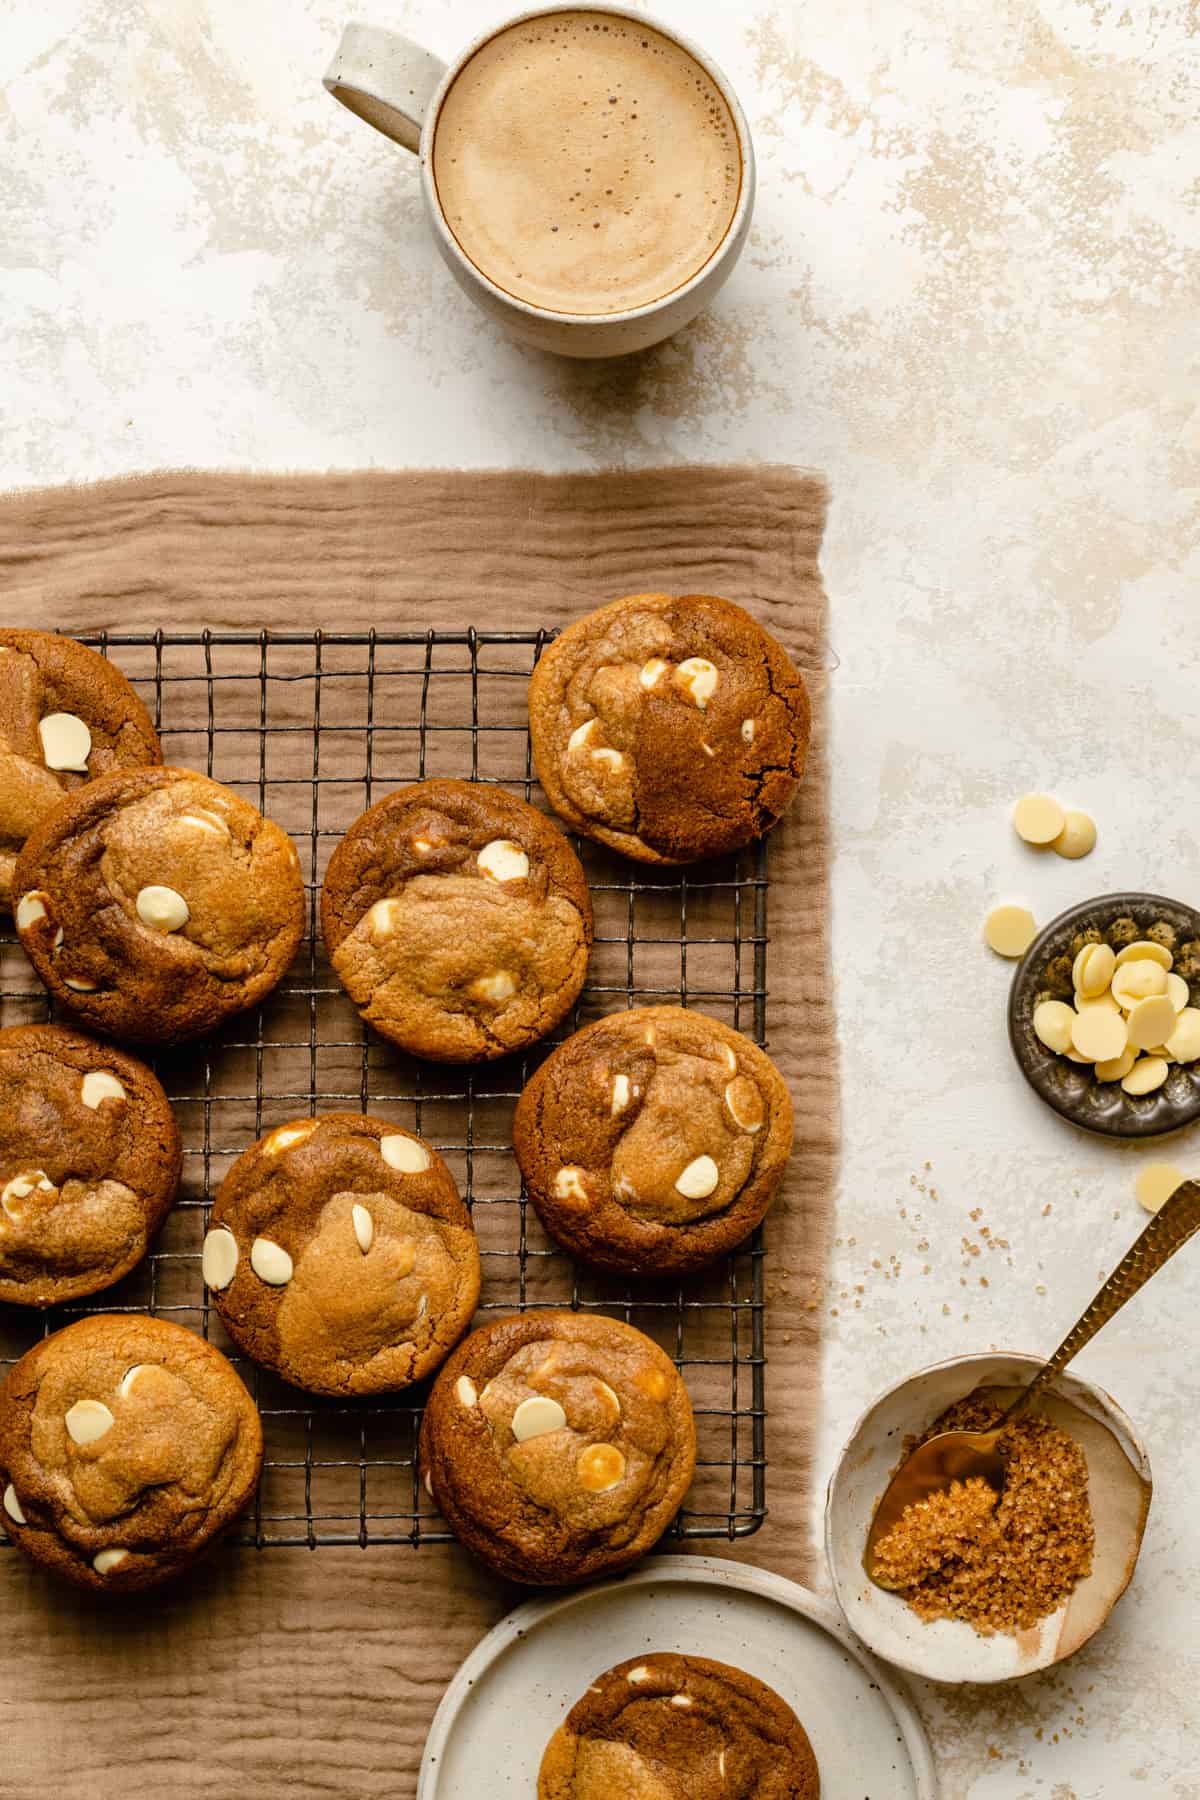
[825,1352,1152,1684]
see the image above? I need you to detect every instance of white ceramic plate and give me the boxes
[418,1553,936,1798]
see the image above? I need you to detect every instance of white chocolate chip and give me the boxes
[3,1483,26,1525]
[367,897,402,939]
[477,839,530,883]
[250,1237,293,1285]
[93,1548,129,1575]
[179,807,230,840]
[699,741,715,758]
[1122,1057,1169,1095]
[411,835,436,854]
[1112,960,1169,1008]
[639,658,669,689]
[675,657,718,710]
[352,1204,374,1252]
[720,1044,737,1074]
[117,1365,152,1400]
[201,1227,239,1290]
[1168,972,1190,1013]
[1135,1163,1185,1215]
[135,885,189,934]
[643,1023,656,1047]
[65,1400,115,1446]
[1012,793,1065,846]
[611,1073,631,1117]
[984,905,1037,958]
[38,712,91,772]
[456,1375,478,1407]
[265,1123,317,1156]
[1095,1046,1137,1082]
[724,1077,765,1133]
[595,1380,621,1420]
[719,1750,727,1778]
[380,1134,431,1173]
[14,891,48,931]
[577,1442,626,1492]
[1071,1006,1127,1063]
[567,719,598,751]
[470,971,516,1003]
[1167,1008,1200,1063]
[627,1666,652,1684]
[413,1293,428,1322]
[64,976,97,992]
[1052,809,1097,860]
[81,1071,126,1110]
[741,719,755,744]
[591,748,625,772]
[670,1695,693,1709]
[553,1166,588,1201]
[1127,994,1178,1052]
[511,1396,567,1442]
[675,1154,720,1200]
[2,1170,54,1218]
[1115,940,1173,970]
[1073,942,1116,998]
[1033,1000,1076,1055]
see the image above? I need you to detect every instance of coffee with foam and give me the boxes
[432,11,742,318]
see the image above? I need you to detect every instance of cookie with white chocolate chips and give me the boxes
[420,1310,696,1585]
[514,1007,793,1276]
[528,594,811,864]
[320,779,592,1063]
[539,1653,821,1800]
[0,630,160,908]
[14,766,306,1043]
[0,1313,262,1591]
[204,1115,480,1396]
[0,1023,181,1306]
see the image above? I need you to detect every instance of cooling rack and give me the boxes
[0,631,769,1546]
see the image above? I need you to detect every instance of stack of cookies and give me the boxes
[0,596,809,1615]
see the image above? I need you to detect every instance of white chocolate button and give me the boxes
[65,1399,115,1446]
[64,976,97,992]
[265,1123,317,1156]
[201,1227,239,1290]
[675,1154,720,1200]
[1073,942,1115,999]
[594,1380,621,1421]
[81,1071,126,1110]
[511,1396,567,1442]
[567,719,598,752]
[554,1166,588,1201]
[367,897,402,939]
[1,1169,54,1217]
[117,1365,152,1400]
[352,1204,374,1253]
[984,905,1037,958]
[1135,1162,1186,1215]
[14,891,48,930]
[1168,973,1190,1013]
[1112,960,1169,1008]
[639,659,669,689]
[1115,940,1173,970]
[1052,810,1097,860]
[577,1443,626,1493]
[1012,793,1065,845]
[1122,1057,1169,1095]
[412,835,437,855]
[250,1237,293,1285]
[179,807,231,839]
[1166,1008,1200,1064]
[720,1044,737,1075]
[1095,1047,1137,1082]
[470,971,516,1003]
[477,839,529,883]
[627,1666,652,1684]
[1126,994,1178,1052]
[380,1134,431,1173]
[93,1548,129,1575]
[699,740,715,758]
[1033,1001,1076,1055]
[38,712,91,772]
[135,885,189,933]
[724,1076,764,1133]
[456,1375,478,1407]
[1070,1007,1127,1063]
[611,1073,631,1117]
[675,657,718,710]
[3,1482,26,1525]
[741,719,755,744]
[591,747,625,772]
[670,1695,693,1709]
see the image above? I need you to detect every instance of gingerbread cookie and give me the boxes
[0,630,160,907]
[420,1310,695,1585]
[0,1023,181,1306]
[204,1114,480,1396]
[528,594,811,864]
[539,1653,821,1799]
[14,766,306,1043]
[0,1313,263,1591]
[320,779,592,1063]
[514,1007,793,1276]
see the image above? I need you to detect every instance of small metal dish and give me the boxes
[1008,890,1200,1138]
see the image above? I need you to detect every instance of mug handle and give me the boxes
[323,22,447,155]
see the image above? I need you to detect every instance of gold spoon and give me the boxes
[864,1175,1200,1590]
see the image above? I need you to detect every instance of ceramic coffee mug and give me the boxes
[324,5,755,358]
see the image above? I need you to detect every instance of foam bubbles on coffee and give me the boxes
[432,11,742,317]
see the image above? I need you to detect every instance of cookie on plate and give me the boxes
[0,1023,181,1306]
[539,1652,821,1799]
[420,1310,695,1585]
[514,1006,793,1276]
[203,1114,480,1396]
[14,766,306,1043]
[528,593,811,864]
[0,1313,263,1591]
[0,630,160,907]
[320,779,592,1063]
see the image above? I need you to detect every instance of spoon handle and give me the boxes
[1007,1176,1200,1424]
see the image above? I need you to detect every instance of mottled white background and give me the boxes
[3,2,1199,1794]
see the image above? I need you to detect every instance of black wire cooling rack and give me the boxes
[0,631,769,1546]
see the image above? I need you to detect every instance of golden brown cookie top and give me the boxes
[0,630,160,907]
[528,594,810,864]
[0,1023,181,1306]
[14,766,306,1044]
[420,1310,695,1585]
[320,779,593,1063]
[205,1114,480,1396]
[538,1653,821,1800]
[0,1314,263,1591]
[514,1007,793,1276]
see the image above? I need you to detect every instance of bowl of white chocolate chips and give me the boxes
[1009,893,1200,1137]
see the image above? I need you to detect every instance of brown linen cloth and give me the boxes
[0,467,834,1800]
